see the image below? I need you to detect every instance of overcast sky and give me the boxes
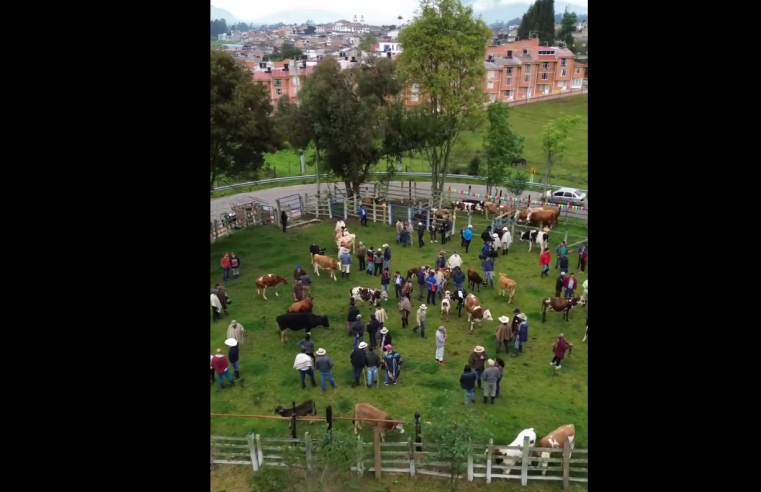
[212,0,588,25]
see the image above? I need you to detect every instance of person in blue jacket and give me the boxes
[425,270,437,305]
[358,204,368,226]
[513,313,528,356]
[482,256,495,288]
[462,225,473,253]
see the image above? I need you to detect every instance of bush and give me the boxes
[467,155,481,176]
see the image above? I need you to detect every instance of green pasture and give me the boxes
[209,219,588,446]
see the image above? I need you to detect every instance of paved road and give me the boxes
[210,181,588,222]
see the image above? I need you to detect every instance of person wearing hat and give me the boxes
[510,308,522,340]
[213,283,229,315]
[540,247,552,277]
[225,338,241,379]
[293,347,317,388]
[413,304,427,337]
[383,244,391,270]
[555,241,567,270]
[451,265,466,292]
[314,348,336,391]
[551,333,573,370]
[351,314,366,349]
[381,267,391,295]
[340,248,352,279]
[482,359,500,404]
[229,252,241,279]
[492,232,502,251]
[221,253,231,282]
[365,345,381,387]
[382,344,402,385]
[435,251,447,270]
[447,251,462,270]
[212,348,235,389]
[460,365,477,404]
[555,271,566,298]
[425,270,438,305]
[366,314,380,348]
[495,315,513,354]
[417,221,426,248]
[399,295,411,328]
[377,326,393,349]
[395,220,404,243]
[435,326,447,364]
[563,273,578,298]
[373,248,384,276]
[513,313,528,356]
[350,341,368,387]
[210,291,223,323]
[293,265,307,281]
[467,346,489,388]
[462,225,473,252]
[500,227,512,256]
[577,241,588,271]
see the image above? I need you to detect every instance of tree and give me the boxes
[272,43,303,61]
[517,0,555,45]
[556,8,577,51]
[210,51,283,191]
[397,0,492,194]
[504,169,529,198]
[540,113,581,194]
[482,102,524,195]
[358,34,378,54]
[210,19,228,39]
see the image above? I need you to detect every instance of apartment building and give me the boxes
[249,60,316,106]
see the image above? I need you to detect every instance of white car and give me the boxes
[544,187,587,206]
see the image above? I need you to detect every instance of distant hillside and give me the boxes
[210,5,239,23]
[477,1,587,24]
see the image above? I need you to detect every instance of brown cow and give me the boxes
[402,281,413,297]
[464,293,493,333]
[288,296,314,313]
[541,297,586,322]
[535,424,576,475]
[352,403,405,442]
[467,268,484,292]
[498,273,516,303]
[514,208,558,228]
[255,274,288,300]
[312,254,339,281]
[406,266,431,280]
[483,201,506,219]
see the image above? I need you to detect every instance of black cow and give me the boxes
[309,244,326,256]
[275,400,318,429]
[510,157,527,166]
[276,313,330,343]
[452,288,467,317]
[519,230,549,253]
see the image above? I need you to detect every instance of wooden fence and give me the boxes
[211,431,587,488]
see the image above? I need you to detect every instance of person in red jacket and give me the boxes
[563,273,578,298]
[221,253,231,282]
[551,334,573,370]
[539,247,551,277]
[211,348,236,389]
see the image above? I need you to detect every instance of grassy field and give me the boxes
[237,95,588,190]
[209,218,588,447]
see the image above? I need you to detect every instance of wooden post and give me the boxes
[290,401,298,444]
[328,197,333,218]
[408,436,416,477]
[356,437,364,475]
[299,194,305,218]
[255,434,264,467]
[326,405,333,433]
[305,431,313,470]
[564,229,569,244]
[373,427,382,479]
[344,198,349,220]
[520,435,530,486]
[414,412,422,452]
[372,201,377,223]
[486,438,493,484]
[247,432,259,471]
[467,443,473,481]
[562,438,571,489]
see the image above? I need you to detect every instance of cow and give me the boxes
[334,220,346,232]
[287,296,314,313]
[452,289,467,317]
[464,293,493,333]
[430,208,451,220]
[309,244,327,262]
[350,287,388,307]
[488,428,537,475]
[336,231,356,254]
[402,281,413,298]
[535,424,575,476]
[452,199,484,212]
[467,268,484,292]
[312,254,339,281]
[498,273,516,303]
[255,274,288,300]
[275,312,330,343]
[352,403,405,443]
[441,291,452,321]
[274,400,318,430]
[406,266,431,280]
[482,201,505,219]
[519,229,549,253]
[514,208,559,228]
[541,297,586,322]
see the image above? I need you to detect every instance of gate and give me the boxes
[410,206,430,228]
[276,194,304,223]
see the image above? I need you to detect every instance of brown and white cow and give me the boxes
[352,403,405,442]
[335,231,356,254]
[541,297,586,322]
[255,274,288,300]
[535,424,575,475]
[312,254,339,281]
[483,201,505,219]
[350,286,388,306]
[441,291,452,321]
[464,293,493,333]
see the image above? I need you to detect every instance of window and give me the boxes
[504,90,514,99]
[506,68,513,76]
[541,73,548,80]
[553,191,564,198]
[274,79,282,87]
[539,84,549,93]
[542,62,549,70]
[557,80,567,88]
[575,67,582,74]
[488,93,497,102]
[411,83,419,92]
[523,48,529,55]
[411,94,419,101]
[523,75,530,83]
[276,88,282,95]
[487,71,495,80]
[521,87,529,95]
[524,65,532,74]
[560,69,567,77]
[506,77,513,85]
[487,80,494,89]
[561,58,567,67]
[572,78,582,88]
[563,192,573,198]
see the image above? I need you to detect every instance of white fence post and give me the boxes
[520,435,530,486]
[255,434,264,467]
[467,443,473,481]
[408,435,416,477]
[486,438,493,484]
[305,431,313,469]
[247,433,259,471]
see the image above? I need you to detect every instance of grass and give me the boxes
[209,218,588,447]
[220,95,588,192]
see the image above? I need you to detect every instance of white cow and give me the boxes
[488,428,537,475]
[519,230,549,253]
[334,220,346,232]
[440,291,451,321]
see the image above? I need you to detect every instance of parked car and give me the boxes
[544,187,587,206]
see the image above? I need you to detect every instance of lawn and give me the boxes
[251,95,588,189]
[209,218,589,447]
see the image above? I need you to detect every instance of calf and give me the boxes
[352,403,405,443]
[350,287,388,307]
[312,254,339,281]
[467,268,484,292]
[255,274,288,300]
[464,293,493,333]
[441,291,451,321]
[519,229,549,253]
[287,296,314,313]
[535,424,575,476]
[489,428,537,475]
[541,297,586,322]
[498,273,516,303]
[276,313,330,343]
[274,400,318,430]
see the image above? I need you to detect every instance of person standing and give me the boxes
[467,346,488,389]
[357,242,367,273]
[495,358,505,398]
[365,346,380,387]
[429,218,438,243]
[340,248,352,279]
[383,244,391,270]
[377,327,393,349]
[551,334,573,370]
[367,314,380,348]
[350,342,368,387]
[373,249,383,276]
[447,251,462,270]
[351,314,365,349]
[582,279,588,303]
[381,267,391,296]
[226,321,244,348]
[210,355,216,386]
[435,326,447,364]
[482,256,495,288]
[482,359,500,404]
[563,273,577,298]
[426,270,437,305]
[417,222,426,248]
[577,242,588,271]
[366,246,375,274]
[229,252,241,279]
[540,247,552,277]
[555,241,567,270]
[559,254,569,275]
[314,348,337,391]
[221,253,231,282]
[481,226,493,243]
[382,345,402,385]
[396,220,404,243]
[460,365,477,405]
[300,272,312,297]
[501,227,512,256]
[347,298,360,335]
[225,338,240,379]
[416,268,426,302]
[513,313,528,356]
[399,295,411,328]
[211,348,235,389]
[293,347,317,388]
[555,272,566,298]
[413,304,427,337]
[359,204,368,226]
[495,315,512,354]
[299,333,315,362]
[210,291,223,323]
[460,225,467,247]
[452,266,465,291]
[442,217,451,245]
[435,268,446,301]
[393,271,403,299]
[280,210,288,233]
[375,304,388,329]
[214,283,229,315]
[293,280,304,301]
[435,251,447,270]
[492,232,502,252]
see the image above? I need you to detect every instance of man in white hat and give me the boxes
[468,346,488,388]
[417,221,426,248]
[492,232,502,251]
[500,227,512,256]
[350,341,368,387]
[413,303,427,337]
[225,338,240,379]
[495,315,512,354]
[314,348,337,391]
[227,320,245,345]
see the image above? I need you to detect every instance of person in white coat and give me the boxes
[447,251,462,269]
[210,292,222,322]
[500,227,512,256]
[435,326,447,364]
[492,233,502,251]
[582,279,588,302]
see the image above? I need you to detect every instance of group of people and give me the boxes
[210,320,246,389]
[395,217,453,248]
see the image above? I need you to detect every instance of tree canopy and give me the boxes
[271,43,303,61]
[556,8,578,51]
[210,50,283,190]
[517,0,556,46]
[482,102,524,194]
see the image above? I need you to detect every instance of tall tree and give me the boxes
[210,51,283,191]
[397,0,492,194]
[517,0,555,45]
[210,19,228,38]
[358,34,378,54]
[540,113,581,194]
[556,8,577,51]
[482,102,524,195]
